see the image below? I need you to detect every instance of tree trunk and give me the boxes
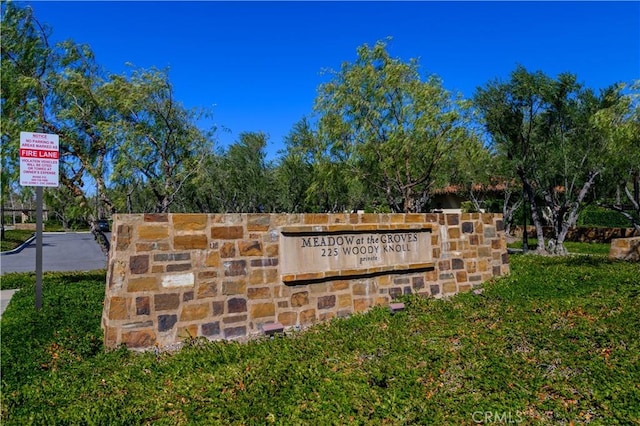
[502,190,522,236]
[545,171,599,256]
[520,174,546,253]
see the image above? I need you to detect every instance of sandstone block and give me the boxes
[224,326,246,339]
[452,258,464,270]
[224,260,247,277]
[178,325,198,340]
[338,294,352,308]
[154,293,180,311]
[202,322,220,336]
[144,214,168,222]
[248,287,271,299]
[228,297,247,313]
[138,225,169,241]
[251,302,275,318]
[136,296,150,316]
[220,242,236,258]
[222,280,246,295]
[212,301,224,315]
[167,263,191,272]
[130,255,149,274]
[299,309,316,324]
[205,251,220,267]
[291,291,309,307]
[443,282,457,294]
[353,282,376,296]
[109,297,129,320]
[354,298,370,312]
[331,280,349,291]
[128,276,158,292]
[448,227,461,239]
[155,253,191,262]
[317,295,336,310]
[174,235,208,250]
[158,314,178,332]
[247,215,271,231]
[211,226,243,240]
[197,281,217,299]
[278,311,297,326]
[122,329,155,348]
[484,226,497,238]
[238,240,262,256]
[136,242,170,252]
[172,214,207,231]
[180,303,210,321]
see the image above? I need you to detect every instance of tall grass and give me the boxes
[1,257,639,425]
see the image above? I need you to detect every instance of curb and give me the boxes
[0,234,36,256]
[0,289,19,319]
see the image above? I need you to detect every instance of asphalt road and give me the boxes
[0,232,109,274]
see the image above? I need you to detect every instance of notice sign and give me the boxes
[20,132,59,187]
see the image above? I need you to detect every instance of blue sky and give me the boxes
[18,1,640,160]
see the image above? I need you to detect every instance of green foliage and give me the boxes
[0,271,106,393]
[314,39,474,213]
[0,229,34,252]
[105,67,215,213]
[188,132,276,213]
[591,81,640,231]
[474,66,631,254]
[508,238,611,256]
[2,258,639,424]
[577,205,636,228]
[460,201,479,213]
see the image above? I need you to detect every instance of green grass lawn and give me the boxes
[1,256,639,425]
[0,229,35,252]
[508,238,611,256]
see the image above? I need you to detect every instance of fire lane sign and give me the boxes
[20,132,59,187]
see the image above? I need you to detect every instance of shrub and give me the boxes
[577,205,635,228]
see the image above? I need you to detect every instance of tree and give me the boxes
[1,1,50,238]
[104,68,214,213]
[190,132,274,213]
[273,119,316,212]
[475,66,622,255]
[276,118,358,213]
[314,40,472,213]
[593,81,640,232]
[444,130,496,213]
[222,132,274,213]
[1,1,117,235]
[2,2,216,224]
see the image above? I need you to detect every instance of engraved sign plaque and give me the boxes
[280,226,433,282]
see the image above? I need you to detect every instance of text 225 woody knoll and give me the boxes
[280,228,432,277]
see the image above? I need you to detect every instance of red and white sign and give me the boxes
[20,131,59,187]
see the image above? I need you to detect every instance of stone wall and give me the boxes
[609,237,640,261]
[102,213,510,350]
[12,223,37,231]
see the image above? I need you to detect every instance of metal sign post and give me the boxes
[35,186,43,309]
[19,131,59,311]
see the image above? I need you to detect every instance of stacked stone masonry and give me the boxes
[609,237,640,261]
[102,213,510,350]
